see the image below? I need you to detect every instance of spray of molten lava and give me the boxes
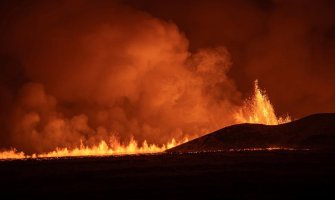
[0,81,290,160]
[235,80,291,125]
[37,138,182,158]
[0,138,185,159]
[0,149,26,160]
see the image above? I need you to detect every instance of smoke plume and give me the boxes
[126,0,335,117]
[0,1,242,153]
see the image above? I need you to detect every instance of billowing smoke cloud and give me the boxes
[0,1,241,153]
[127,0,335,117]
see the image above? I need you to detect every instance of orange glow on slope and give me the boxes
[235,80,291,125]
[0,80,290,160]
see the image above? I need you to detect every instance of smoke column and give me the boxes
[0,1,296,155]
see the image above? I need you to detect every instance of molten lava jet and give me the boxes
[235,80,291,125]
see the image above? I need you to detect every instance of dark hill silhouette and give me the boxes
[167,113,335,152]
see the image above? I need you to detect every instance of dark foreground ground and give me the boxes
[0,151,334,199]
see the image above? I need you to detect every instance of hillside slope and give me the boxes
[167,113,335,152]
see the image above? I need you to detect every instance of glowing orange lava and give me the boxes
[0,149,26,160]
[235,80,291,125]
[0,80,290,160]
[38,138,182,158]
[0,138,186,160]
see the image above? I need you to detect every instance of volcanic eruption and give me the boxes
[0,1,334,160]
[2,2,335,199]
[0,79,289,159]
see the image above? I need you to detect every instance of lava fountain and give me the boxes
[235,80,291,125]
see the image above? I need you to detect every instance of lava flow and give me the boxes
[0,138,183,160]
[0,81,290,160]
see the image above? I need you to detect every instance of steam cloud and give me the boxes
[0,0,334,154]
